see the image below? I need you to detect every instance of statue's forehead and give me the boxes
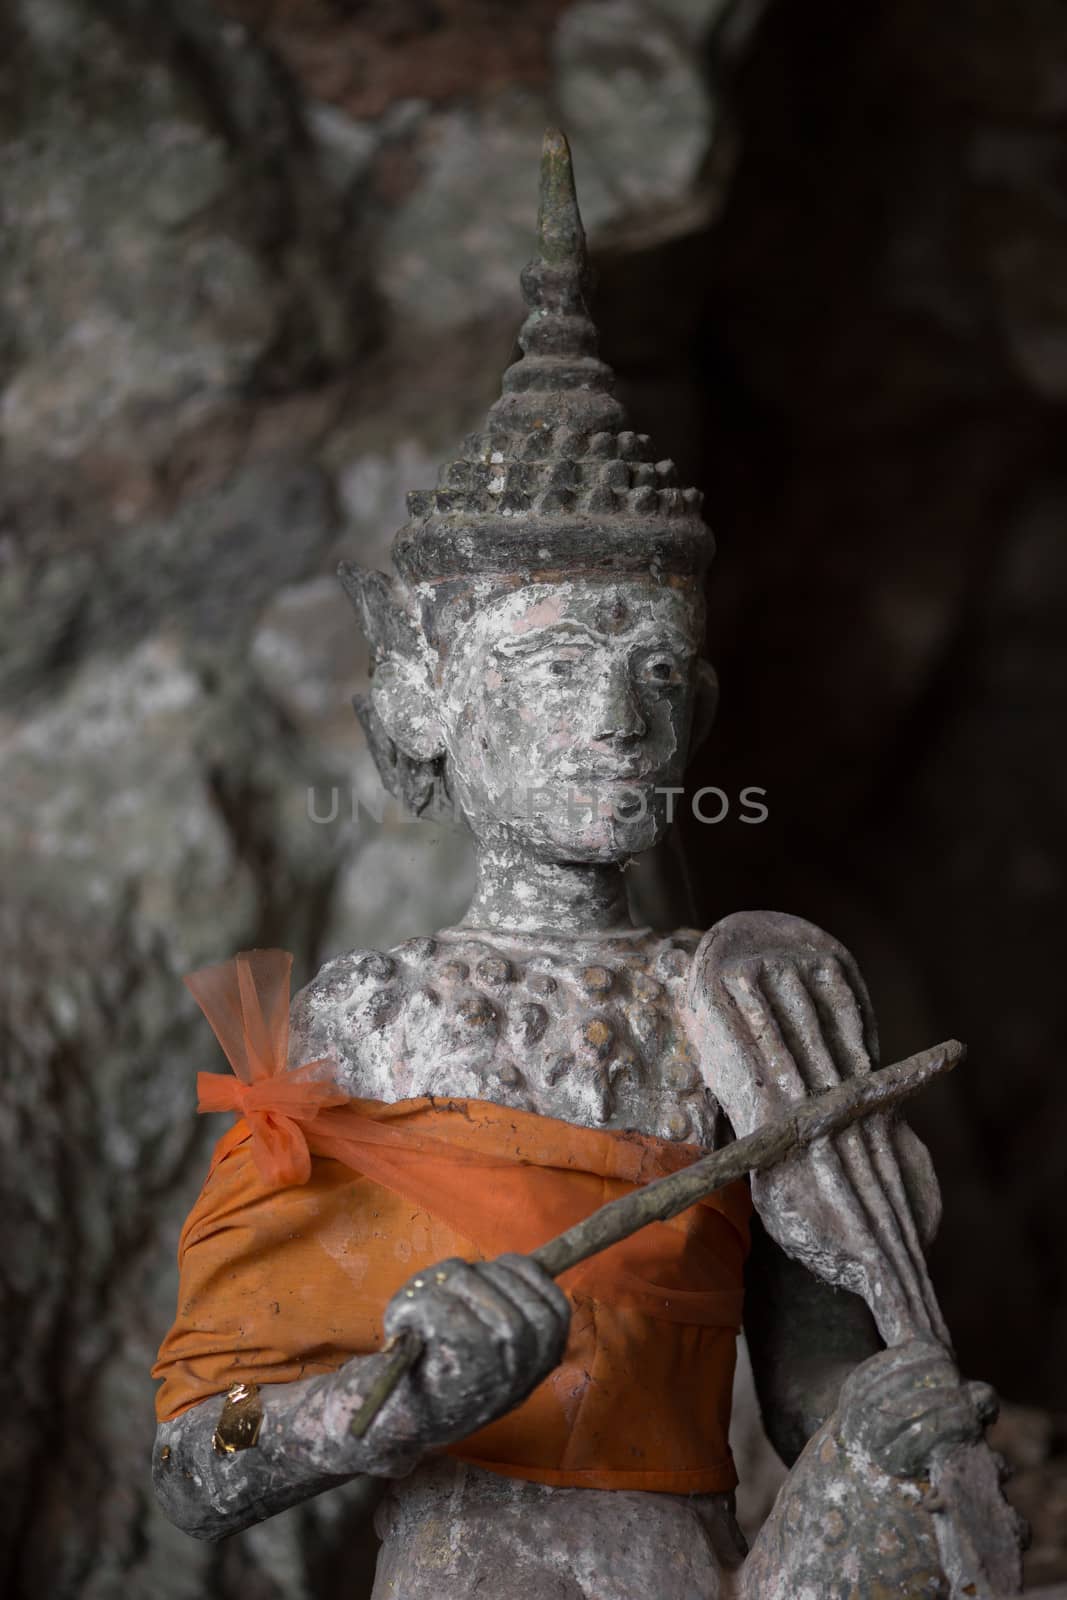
[452,578,700,648]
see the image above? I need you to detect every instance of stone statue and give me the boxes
[153,131,1024,1599]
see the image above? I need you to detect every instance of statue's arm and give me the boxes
[152,1350,421,1541]
[154,1244,569,1541]
[153,963,571,1542]
[686,910,943,1349]
[689,914,1023,1592]
[743,1214,882,1466]
[685,911,939,1459]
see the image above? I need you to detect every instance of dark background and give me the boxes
[1,1,1064,1595]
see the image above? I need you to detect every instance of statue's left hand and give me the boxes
[686,909,946,1347]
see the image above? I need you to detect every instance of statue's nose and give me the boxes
[592,669,647,743]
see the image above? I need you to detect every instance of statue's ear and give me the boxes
[339,563,447,814]
[690,658,719,756]
[368,655,444,762]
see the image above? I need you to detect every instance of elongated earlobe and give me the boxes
[369,657,444,763]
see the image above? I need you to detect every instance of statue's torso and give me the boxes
[371,1457,744,1600]
[292,924,746,1600]
[292,924,725,1148]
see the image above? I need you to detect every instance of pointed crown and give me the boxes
[388,128,714,587]
[338,131,713,812]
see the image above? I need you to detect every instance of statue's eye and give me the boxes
[518,643,593,680]
[642,656,682,686]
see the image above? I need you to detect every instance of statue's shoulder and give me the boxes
[288,938,439,1097]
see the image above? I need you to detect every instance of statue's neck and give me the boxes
[459,836,633,938]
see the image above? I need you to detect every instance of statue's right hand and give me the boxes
[372,1254,571,1449]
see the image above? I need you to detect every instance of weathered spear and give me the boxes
[349,1035,962,1438]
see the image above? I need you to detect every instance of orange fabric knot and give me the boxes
[185,949,343,1187]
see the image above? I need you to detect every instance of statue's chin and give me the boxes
[528,812,667,865]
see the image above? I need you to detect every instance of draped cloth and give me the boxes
[153,951,752,1493]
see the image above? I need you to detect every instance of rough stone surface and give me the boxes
[292,925,718,1139]
[0,638,348,1597]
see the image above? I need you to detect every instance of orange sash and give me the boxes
[153,952,751,1493]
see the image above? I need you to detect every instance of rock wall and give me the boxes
[1,1,1064,1594]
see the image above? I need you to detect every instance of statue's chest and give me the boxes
[306,930,724,1150]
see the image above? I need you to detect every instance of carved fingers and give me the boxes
[838,1340,997,1479]
[687,911,948,1348]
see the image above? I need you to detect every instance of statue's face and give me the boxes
[440,579,708,861]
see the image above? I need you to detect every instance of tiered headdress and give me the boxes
[341,129,714,809]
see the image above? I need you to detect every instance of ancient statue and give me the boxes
[152,131,1024,1599]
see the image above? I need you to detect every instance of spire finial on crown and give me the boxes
[484,127,619,434]
[379,128,712,592]
[533,127,588,283]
